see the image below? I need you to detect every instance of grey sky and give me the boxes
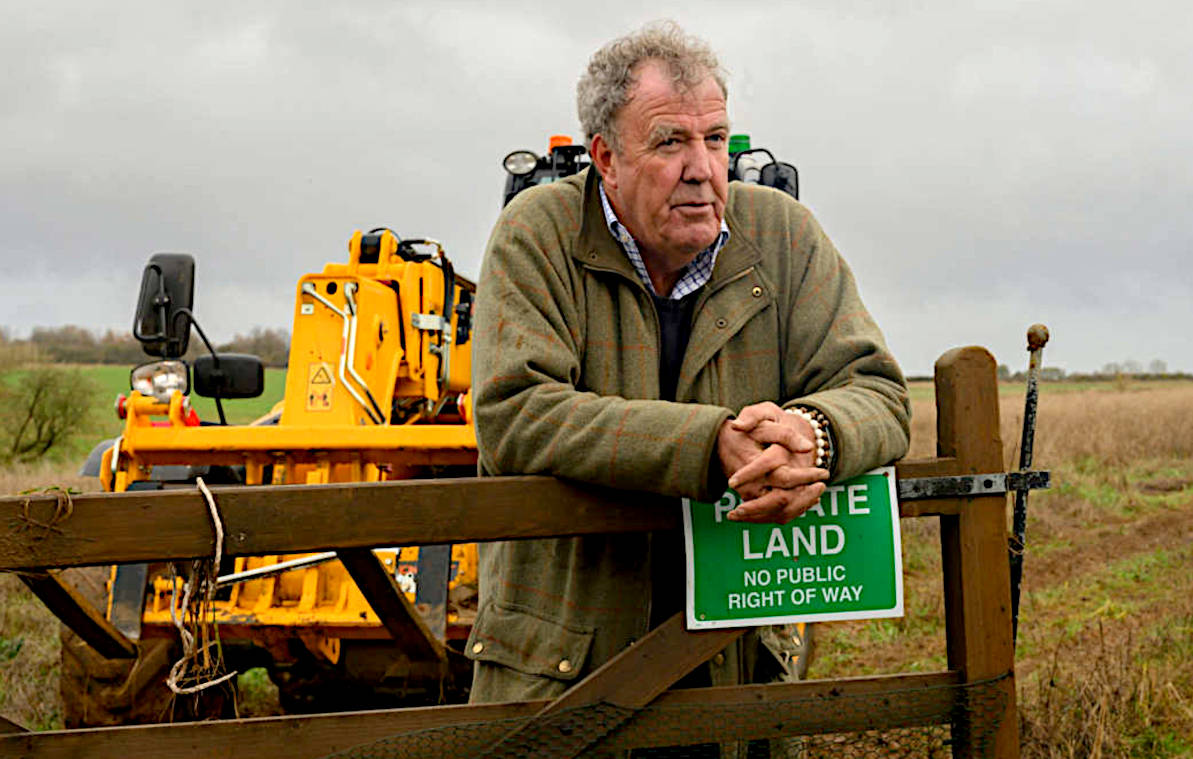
[1,1,1189,374]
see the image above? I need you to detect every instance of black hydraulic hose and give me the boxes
[172,308,227,426]
[386,282,407,355]
[438,252,455,398]
[360,375,386,425]
[440,255,454,344]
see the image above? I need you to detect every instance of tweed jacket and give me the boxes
[466,168,910,702]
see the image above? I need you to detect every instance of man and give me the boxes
[466,22,909,703]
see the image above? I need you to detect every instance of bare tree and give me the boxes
[1040,366,1065,381]
[216,327,290,367]
[0,365,97,462]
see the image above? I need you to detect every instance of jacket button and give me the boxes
[589,252,598,260]
[472,642,484,654]
[715,318,727,329]
[558,659,573,673]
[751,286,763,298]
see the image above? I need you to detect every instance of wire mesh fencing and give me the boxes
[321,674,1009,759]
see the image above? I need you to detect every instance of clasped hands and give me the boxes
[716,401,829,525]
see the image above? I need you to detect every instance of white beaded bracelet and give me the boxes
[784,406,835,471]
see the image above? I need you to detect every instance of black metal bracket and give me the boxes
[897,471,1050,501]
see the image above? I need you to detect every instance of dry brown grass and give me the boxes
[0,573,62,731]
[908,382,1193,467]
[1019,616,1193,758]
[0,463,101,730]
[819,380,1193,756]
[0,460,99,498]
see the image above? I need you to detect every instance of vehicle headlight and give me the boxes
[503,150,539,176]
[731,148,775,183]
[131,360,190,403]
[734,154,766,182]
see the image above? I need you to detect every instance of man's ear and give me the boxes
[590,133,617,191]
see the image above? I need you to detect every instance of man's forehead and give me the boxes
[637,101,728,138]
[625,67,727,130]
[629,61,724,107]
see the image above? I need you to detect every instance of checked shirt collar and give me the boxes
[598,181,729,300]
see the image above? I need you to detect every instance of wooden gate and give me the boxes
[0,346,1019,757]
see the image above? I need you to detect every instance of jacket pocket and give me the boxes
[464,600,594,683]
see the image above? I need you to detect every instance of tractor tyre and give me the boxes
[58,567,232,727]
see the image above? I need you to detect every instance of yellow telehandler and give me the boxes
[67,228,479,725]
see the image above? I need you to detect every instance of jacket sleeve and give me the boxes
[472,188,732,501]
[779,207,911,481]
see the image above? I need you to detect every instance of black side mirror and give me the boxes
[760,162,799,201]
[133,253,195,358]
[193,354,264,399]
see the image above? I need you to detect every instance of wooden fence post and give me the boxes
[936,347,1019,757]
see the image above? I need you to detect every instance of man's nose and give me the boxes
[682,141,714,183]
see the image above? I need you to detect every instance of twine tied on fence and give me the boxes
[15,485,75,533]
[166,477,238,696]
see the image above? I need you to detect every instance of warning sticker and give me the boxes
[306,362,334,411]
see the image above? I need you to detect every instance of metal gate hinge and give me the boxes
[897,471,1050,501]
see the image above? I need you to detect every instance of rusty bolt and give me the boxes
[1027,323,1050,351]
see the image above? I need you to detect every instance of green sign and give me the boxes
[683,466,903,629]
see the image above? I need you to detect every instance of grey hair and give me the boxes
[577,21,728,153]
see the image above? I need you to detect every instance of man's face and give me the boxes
[596,62,730,286]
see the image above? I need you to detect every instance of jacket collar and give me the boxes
[576,168,640,284]
[574,167,761,290]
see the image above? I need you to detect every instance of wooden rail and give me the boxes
[0,465,956,572]
[0,346,1019,758]
[2,672,969,758]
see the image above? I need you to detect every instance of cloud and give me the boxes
[1,1,1189,373]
